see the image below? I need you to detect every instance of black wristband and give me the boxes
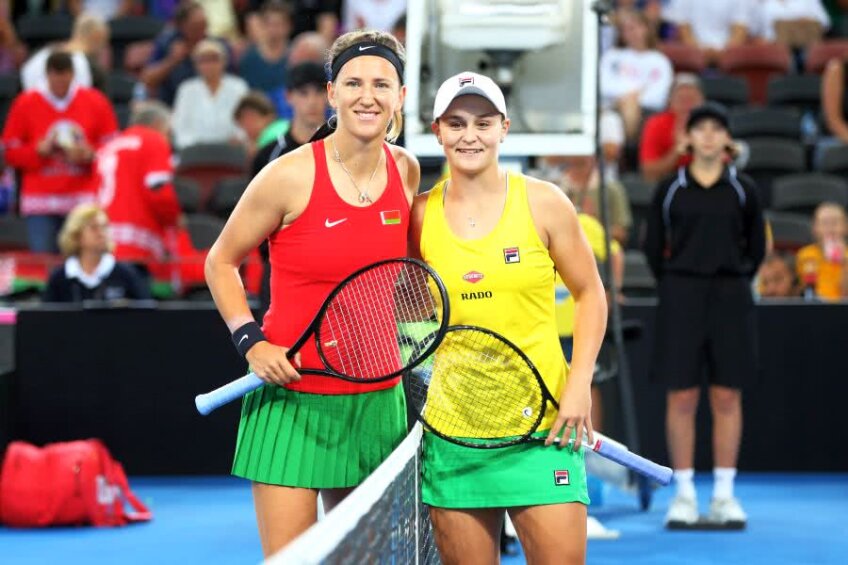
[232,321,266,358]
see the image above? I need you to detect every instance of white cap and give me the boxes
[432,72,508,121]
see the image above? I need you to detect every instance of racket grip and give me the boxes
[195,373,265,415]
[590,440,673,486]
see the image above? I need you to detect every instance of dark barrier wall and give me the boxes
[619,302,848,473]
[6,303,848,474]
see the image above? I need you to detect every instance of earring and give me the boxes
[328,114,338,130]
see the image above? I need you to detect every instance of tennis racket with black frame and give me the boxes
[196,257,450,415]
[403,324,672,485]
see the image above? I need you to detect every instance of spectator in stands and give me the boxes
[95,100,182,281]
[0,9,26,73]
[234,91,289,160]
[342,0,407,34]
[142,0,231,105]
[600,8,673,140]
[67,0,135,20]
[644,103,765,530]
[663,0,759,65]
[757,253,799,298]
[172,39,249,149]
[756,0,830,46]
[287,30,329,65]
[639,73,704,183]
[2,51,118,253]
[551,155,633,246]
[252,61,327,176]
[43,203,151,302]
[795,202,848,300]
[198,0,240,40]
[818,54,848,167]
[269,32,329,117]
[239,1,293,94]
[290,0,340,44]
[20,12,110,92]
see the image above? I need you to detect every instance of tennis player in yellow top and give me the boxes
[409,73,608,565]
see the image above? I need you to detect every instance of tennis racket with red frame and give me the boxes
[196,258,449,415]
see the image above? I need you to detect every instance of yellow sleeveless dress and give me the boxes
[419,173,589,508]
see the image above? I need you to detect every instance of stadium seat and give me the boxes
[804,40,848,74]
[765,211,813,252]
[176,144,248,211]
[742,138,807,208]
[114,103,131,129]
[729,107,802,140]
[818,144,848,175]
[622,250,656,297]
[109,16,164,43]
[0,216,30,251]
[620,173,655,248]
[107,72,136,104]
[718,44,792,106]
[766,75,821,114]
[109,16,164,73]
[701,75,750,109]
[174,177,202,214]
[770,173,848,215]
[123,40,156,77]
[0,74,20,126]
[185,214,225,250]
[210,176,250,219]
[15,14,73,48]
[658,42,706,74]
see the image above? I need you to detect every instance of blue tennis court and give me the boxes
[2,473,846,564]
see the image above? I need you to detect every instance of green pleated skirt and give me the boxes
[231,383,407,488]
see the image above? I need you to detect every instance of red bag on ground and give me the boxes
[0,439,152,527]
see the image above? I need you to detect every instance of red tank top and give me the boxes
[262,139,410,394]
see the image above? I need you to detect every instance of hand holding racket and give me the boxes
[196,258,450,415]
[403,325,672,485]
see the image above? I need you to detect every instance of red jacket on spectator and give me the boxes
[1,86,118,216]
[639,111,692,169]
[96,125,181,263]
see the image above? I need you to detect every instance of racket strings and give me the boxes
[319,262,444,380]
[405,327,545,447]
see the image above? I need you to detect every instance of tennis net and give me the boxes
[267,423,441,564]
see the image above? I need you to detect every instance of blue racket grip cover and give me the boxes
[593,440,673,486]
[195,373,265,415]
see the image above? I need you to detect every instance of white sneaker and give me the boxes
[708,497,747,529]
[665,495,698,529]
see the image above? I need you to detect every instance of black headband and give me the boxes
[330,42,404,84]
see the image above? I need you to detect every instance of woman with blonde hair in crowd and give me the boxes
[43,203,151,302]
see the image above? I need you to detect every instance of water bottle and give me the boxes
[132,82,148,103]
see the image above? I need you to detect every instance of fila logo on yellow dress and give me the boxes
[503,247,520,264]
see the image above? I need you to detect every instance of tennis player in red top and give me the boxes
[204,29,419,556]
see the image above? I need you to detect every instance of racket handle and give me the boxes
[195,373,265,415]
[588,439,673,486]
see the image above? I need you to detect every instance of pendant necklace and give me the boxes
[331,137,381,204]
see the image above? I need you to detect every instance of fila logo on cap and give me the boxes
[458,76,474,87]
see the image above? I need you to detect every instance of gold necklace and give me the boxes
[330,137,381,204]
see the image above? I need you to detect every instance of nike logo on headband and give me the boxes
[358,45,376,51]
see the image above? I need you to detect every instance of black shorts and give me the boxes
[651,274,758,391]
